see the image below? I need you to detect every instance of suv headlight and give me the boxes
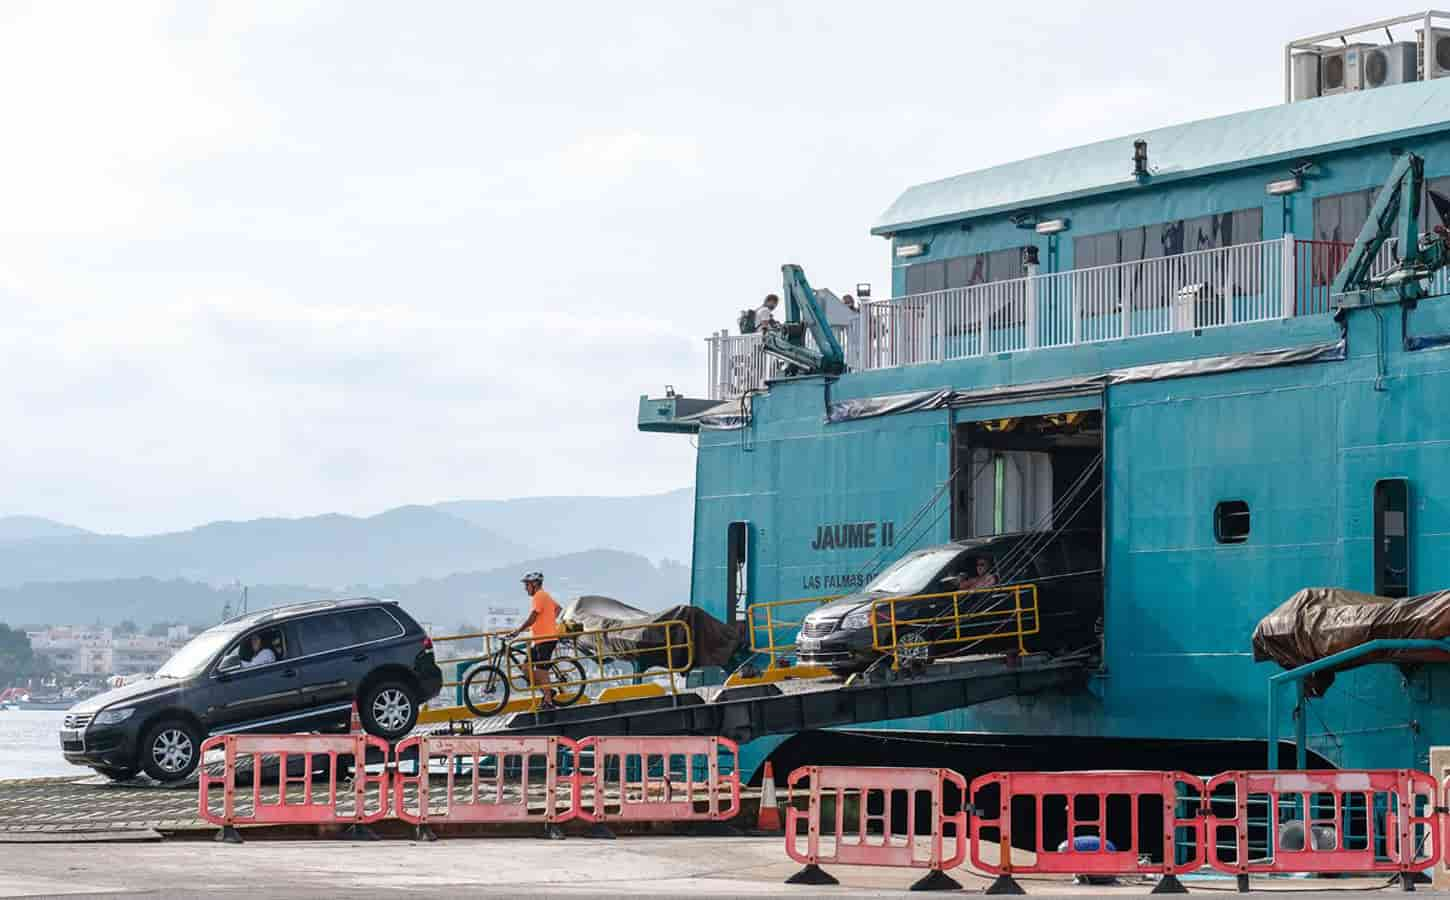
[841,609,873,630]
[93,707,135,726]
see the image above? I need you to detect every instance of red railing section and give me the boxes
[784,764,968,890]
[197,733,392,841]
[968,770,1205,888]
[392,735,577,830]
[574,735,740,824]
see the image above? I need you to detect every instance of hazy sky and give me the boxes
[0,1,1385,534]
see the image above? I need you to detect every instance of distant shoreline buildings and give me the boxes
[26,625,193,677]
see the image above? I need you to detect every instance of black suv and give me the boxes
[794,530,1102,674]
[60,598,442,782]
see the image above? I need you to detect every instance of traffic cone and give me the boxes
[756,761,782,832]
[349,700,363,734]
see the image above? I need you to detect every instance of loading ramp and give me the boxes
[458,651,1090,744]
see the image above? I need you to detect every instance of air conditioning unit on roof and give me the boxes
[1320,43,1373,94]
[1364,42,1420,88]
[1417,28,1450,78]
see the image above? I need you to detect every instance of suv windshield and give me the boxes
[154,627,241,678]
[865,547,964,594]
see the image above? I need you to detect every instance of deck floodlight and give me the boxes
[1132,139,1150,178]
[855,282,872,299]
[1034,218,1069,235]
[1266,176,1303,196]
[895,242,927,258]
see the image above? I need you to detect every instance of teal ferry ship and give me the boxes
[642,12,1450,782]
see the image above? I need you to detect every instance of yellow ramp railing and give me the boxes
[745,594,843,670]
[869,583,1039,670]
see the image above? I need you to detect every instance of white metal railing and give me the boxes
[702,236,1444,401]
[705,324,853,401]
[862,238,1291,368]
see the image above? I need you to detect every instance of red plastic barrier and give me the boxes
[785,765,967,890]
[575,736,739,824]
[1206,769,1440,880]
[969,770,1205,892]
[392,735,577,829]
[197,733,391,840]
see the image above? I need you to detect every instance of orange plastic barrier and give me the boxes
[392,735,578,838]
[574,736,740,829]
[197,733,392,843]
[968,770,1205,894]
[1205,769,1440,887]
[784,765,968,891]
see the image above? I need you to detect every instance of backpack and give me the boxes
[737,308,757,334]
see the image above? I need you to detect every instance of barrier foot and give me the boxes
[984,874,1025,896]
[342,824,379,842]
[785,863,838,886]
[214,826,243,845]
[414,824,437,843]
[909,869,962,892]
[583,823,616,840]
[544,823,567,841]
[1151,874,1189,894]
[1391,871,1431,891]
[1235,874,1250,894]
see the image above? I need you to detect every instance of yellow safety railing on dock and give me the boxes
[745,594,842,670]
[422,619,695,723]
[869,583,1039,670]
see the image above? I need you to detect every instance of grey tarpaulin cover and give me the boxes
[823,340,1346,424]
[1251,587,1450,696]
[560,595,739,670]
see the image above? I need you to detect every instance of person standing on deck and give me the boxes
[510,572,561,708]
[755,294,781,332]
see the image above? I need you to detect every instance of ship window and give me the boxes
[1423,177,1450,233]
[1075,208,1261,272]
[904,260,946,295]
[1214,500,1250,544]
[906,249,1030,296]
[1314,189,1375,246]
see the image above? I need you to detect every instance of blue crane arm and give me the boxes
[767,264,845,375]
[1330,151,1447,304]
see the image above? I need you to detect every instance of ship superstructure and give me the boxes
[642,12,1450,779]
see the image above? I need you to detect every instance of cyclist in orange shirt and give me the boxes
[510,571,561,708]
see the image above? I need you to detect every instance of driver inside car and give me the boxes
[240,631,280,668]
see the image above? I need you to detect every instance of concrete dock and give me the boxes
[0,836,1416,898]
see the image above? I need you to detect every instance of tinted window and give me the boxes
[905,260,946,295]
[1215,500,1250,544]
[346,608,405,643]
[1076,210,1260,271]
[293,613,354,655]
[1314,189,1375,245]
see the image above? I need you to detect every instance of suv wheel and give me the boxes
[139,719,202,782]
[360,680,418,740]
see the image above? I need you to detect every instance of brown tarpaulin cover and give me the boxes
[560,595,740,670]
[1251,587,1450,696]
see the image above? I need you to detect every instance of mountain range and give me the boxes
[0,489,695,627]
[0,550,690,630]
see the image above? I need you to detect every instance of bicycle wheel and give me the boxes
[548,657,588,707]
[462,664,510,717]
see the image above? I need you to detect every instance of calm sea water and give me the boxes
[0,710,74,779]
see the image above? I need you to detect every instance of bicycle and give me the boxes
[461,636,586,717]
